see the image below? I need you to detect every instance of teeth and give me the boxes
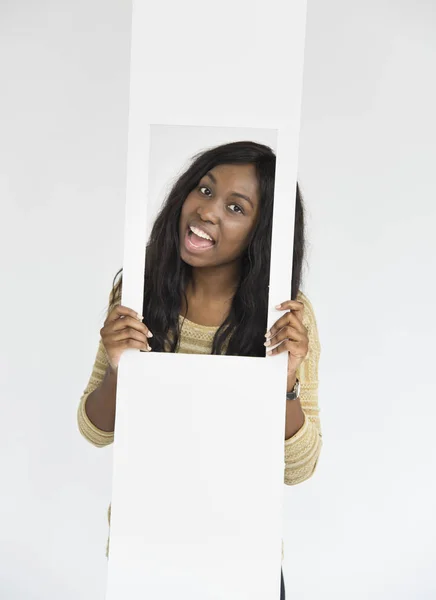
[190,226,213,241]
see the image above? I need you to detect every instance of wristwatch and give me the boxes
[286,378,300,401]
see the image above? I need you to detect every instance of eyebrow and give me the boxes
[204,171,255,209]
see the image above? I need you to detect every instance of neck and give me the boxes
[187,263,241,303]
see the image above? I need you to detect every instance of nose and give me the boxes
[197,202,219,225]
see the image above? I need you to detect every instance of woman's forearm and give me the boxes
[85,366,118,432]
[285,372,305,439]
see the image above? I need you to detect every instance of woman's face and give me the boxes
[179,163,260,268]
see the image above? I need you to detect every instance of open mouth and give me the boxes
[185,225,216,251]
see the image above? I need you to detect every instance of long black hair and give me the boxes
[110,140,306,357]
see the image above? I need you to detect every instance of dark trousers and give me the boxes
[281,568,286,600]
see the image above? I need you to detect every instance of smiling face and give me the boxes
[179,163,260,269]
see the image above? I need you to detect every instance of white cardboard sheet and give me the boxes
[106,1,307,598]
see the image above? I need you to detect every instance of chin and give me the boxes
[180,250,210,267]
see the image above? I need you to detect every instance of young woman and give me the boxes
[78,141,322,599]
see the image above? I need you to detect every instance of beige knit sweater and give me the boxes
[77,289,322,557]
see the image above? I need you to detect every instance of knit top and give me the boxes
[77,289,322,560]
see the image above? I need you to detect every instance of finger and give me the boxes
[105,305,143,325]
[266,312,306,340]
[108,316,153,338]
[264,325,304,348]
[120,338,151,352]
[275,300,304,312]
[267,339,303,357]
[275,300,304,322]
[105,328,150,348]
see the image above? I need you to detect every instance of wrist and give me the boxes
[286,372,297,393]
[106,364,119,380]
[110,364,118,374]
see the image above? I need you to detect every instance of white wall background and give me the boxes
[1,1,435,599]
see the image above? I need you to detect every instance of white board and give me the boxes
[106,1,308,598]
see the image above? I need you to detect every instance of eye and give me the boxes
[199,186,212,197]
[228,203,244,215]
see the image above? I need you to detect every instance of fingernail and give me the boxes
[265,331,271,339]
[137,314,144,321]
[275,304,282,309]
[147,345,151,352]
[267,350,273,356]
[264,340,271,347]
[147,331,153,338]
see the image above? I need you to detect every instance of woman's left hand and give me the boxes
[265,300,309,379]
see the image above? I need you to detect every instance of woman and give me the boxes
[78,141,322,599]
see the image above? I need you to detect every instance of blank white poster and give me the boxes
[106,1,308,599]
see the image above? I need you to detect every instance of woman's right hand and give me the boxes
[100,305,153,372]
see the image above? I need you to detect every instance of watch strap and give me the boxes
[286,378,300,401]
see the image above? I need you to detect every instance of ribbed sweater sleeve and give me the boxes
[284,292,322,485]
[77,289,121,448]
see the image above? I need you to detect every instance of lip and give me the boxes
[183,225,216,254]
[188,222,216,243]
